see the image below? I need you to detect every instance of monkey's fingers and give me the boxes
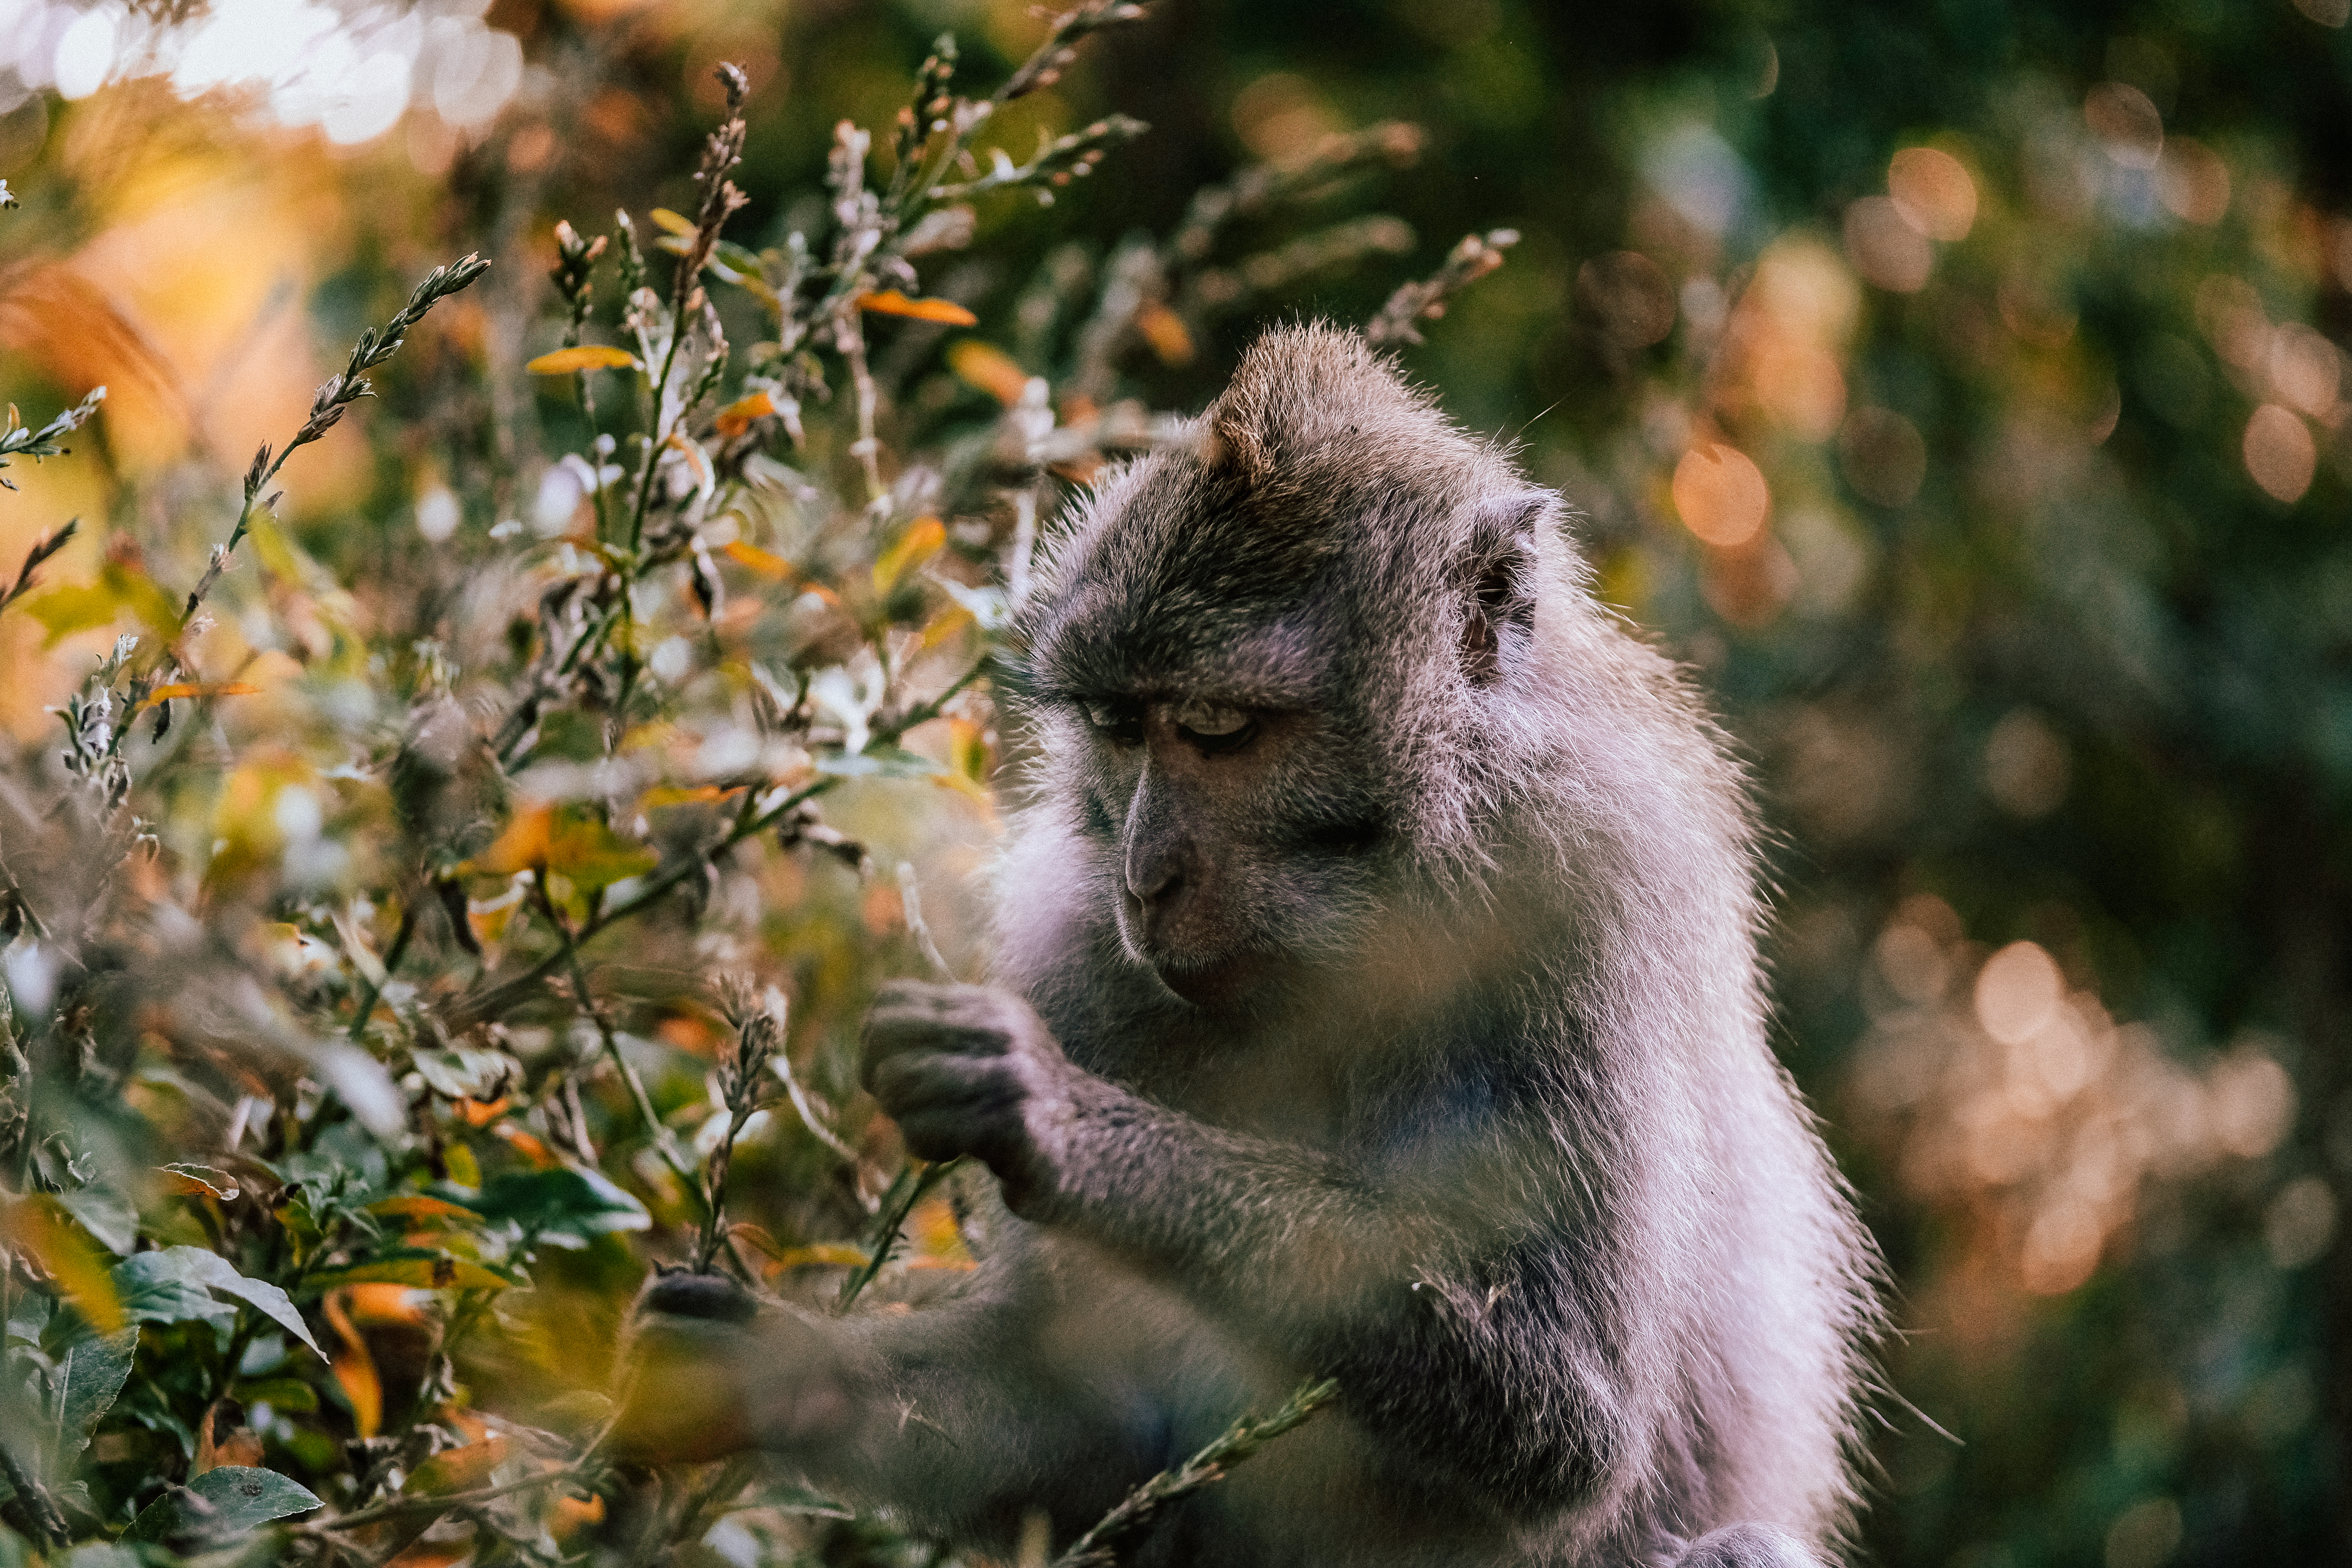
[868,1047,1021,1118]
[860,1016,1012,1094]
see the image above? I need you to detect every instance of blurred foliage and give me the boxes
[0,0,2348,1564]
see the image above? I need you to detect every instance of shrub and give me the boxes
[0,6,1499,1562]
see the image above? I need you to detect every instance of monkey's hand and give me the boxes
[861,980,1077,1209]
[610,1273,848,1464]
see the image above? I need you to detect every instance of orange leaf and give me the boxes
[323,1290,383,1438]
[1134,301,1196,366]
[856,290,979,325]
[713,390,775,439]
[385,1547,470,1568]
[140,681,262,709]
[455,1095,510,1127]
[342,1282,433,1326]
[947,341,1031,405]
[406,1437,510,1495]
[464,803,553,877]
[551,1492,606,1541]
[525,344,641,375]
[723,539,796,580]
[494,1123,557,1167]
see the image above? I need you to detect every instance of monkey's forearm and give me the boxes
[1037,1073,1463,1330]
[1027,1074,1614,1509]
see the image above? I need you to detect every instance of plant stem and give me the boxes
[836,1157,959,1312]
[1048,1379,1339,1568]
[309,1467,583,1532]
[344,906,417,1044]
[527,873,697,1195]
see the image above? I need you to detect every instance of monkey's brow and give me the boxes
[1083,684,1309,711]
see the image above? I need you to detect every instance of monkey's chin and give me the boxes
[1150,949,1277,1011]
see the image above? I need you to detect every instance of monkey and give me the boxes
[619,324,1881,1568]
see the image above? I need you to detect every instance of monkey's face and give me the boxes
[1056,679,1390,1013]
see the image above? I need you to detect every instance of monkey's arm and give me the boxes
[863,982,1626,1512]
[621,1248,1177,1545]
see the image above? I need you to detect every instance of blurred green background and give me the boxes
[2,0,2347,1563]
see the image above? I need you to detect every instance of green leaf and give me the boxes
[460,1168,650,1242]
[109,1252,238,1336]
[111,1248,321,1356]
[817,745,942,779]
[232,1376,319,1413]
[59,1545,138,1568]
[123,1466,321,1542]
[54,1189,138,1256]
[51,1328,138,1475]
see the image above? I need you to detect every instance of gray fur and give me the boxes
[626,325,1880,1567]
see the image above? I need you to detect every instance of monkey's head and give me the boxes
[1011,325,1566,1015]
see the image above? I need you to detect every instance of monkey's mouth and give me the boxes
[1150,949,1277,1010]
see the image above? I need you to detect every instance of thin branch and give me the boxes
[343,906,418,1044]
[1048,1379,1340,1568]
[305,1467,584,1532]
[836,1157,961,1312]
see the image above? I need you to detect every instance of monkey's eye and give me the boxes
[1081,698,1144,745]
[1172,699,1256,753]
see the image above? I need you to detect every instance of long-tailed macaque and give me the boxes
[621,326,1880,1567]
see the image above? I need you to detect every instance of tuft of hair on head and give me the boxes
[1195,322,1441,494]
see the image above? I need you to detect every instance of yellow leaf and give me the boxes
[873,515,947,598]
[140,682,261,709]
[648,207,695,236]
[1134,301,1195,365]
[857,290,979,325]
[764,1243,871,1274]
[713,390,775,439]
[525,345,641,375]
[641,784,739,808]
[2,1196,123,1333]
[367,1195,478,1223]
[243,509,306,582]
[946,340,1031,406]
[465,804,657,889]
[723,539,796,579]
[947,715,991,783]
[918,602,976,655]
[727,272,784,311]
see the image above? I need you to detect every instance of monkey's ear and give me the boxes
[1199,406,1272,490]
[1459,495,1545,686]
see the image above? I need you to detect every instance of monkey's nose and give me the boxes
[1125,848,1183,909]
